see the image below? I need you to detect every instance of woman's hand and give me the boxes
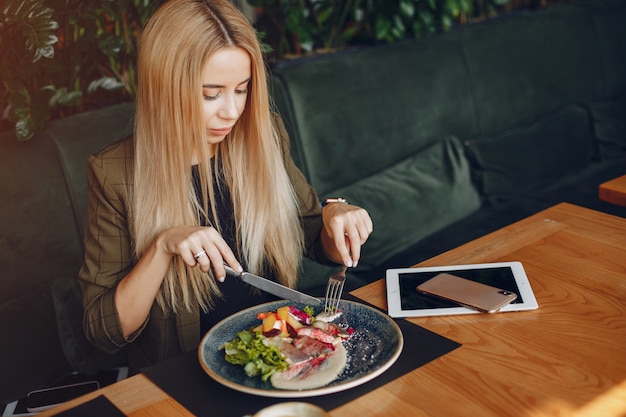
[157,225,243,281]
[321,201,373,268]
[115,225,241,339]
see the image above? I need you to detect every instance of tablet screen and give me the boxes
[399,266,523,311]
[386,262,538,317]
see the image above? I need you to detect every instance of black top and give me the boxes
[192,165,277,335]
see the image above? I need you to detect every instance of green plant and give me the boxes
[1,0,62,139]
[249,0,499,58]
[248,0,573,59]
[1,0,165,140]
[1,0,569,140]
[248,0,366,57]
[364,0,479,41]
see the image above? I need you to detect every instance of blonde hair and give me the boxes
[133,0,304,313]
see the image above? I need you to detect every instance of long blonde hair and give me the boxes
[132,0,304,313]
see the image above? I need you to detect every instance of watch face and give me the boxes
[322,198,347,207]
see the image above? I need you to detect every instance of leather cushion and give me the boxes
[52,278,127,375]
[0,286,72,403]
[464,105,596,207]
[270,37,476,197]
[330,136,481,270]
[589,94,626,160]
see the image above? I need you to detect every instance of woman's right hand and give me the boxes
[156,225,243,281]
[115,225,242,338]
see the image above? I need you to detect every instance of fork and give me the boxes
[324,266,347,314]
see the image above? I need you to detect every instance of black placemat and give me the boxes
[51,395,125,417]
[142,296,461,416]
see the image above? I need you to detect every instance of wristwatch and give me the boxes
[321,197,348,207]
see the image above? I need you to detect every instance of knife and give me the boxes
[224,266,321,306]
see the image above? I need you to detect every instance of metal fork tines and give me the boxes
[324,266,347,314]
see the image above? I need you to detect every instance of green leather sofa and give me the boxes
[0,103,134,403]
[1,0,624,404]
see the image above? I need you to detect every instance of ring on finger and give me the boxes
[193,250,207,259]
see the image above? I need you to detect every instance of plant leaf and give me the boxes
[399,0,415,19]
[4,0,59,62]
[390,14,406,40]
[15,117,34,141]
[374,15,391,41]
[88,77,124,94]
[98,35,125,57]
[49,87,82,106]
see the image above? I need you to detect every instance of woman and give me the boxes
[79,0,372,370]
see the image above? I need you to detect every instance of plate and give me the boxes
[198,299,404,397]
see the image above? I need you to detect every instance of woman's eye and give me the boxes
[203,91,221,101]
[236,88,248,95]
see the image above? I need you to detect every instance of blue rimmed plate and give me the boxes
[198,299,404,398]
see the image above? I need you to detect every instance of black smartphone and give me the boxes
[25,381,100,413]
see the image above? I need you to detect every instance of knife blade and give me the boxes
[224,266,321,306]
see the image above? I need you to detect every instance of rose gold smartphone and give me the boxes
[416,273,518,313]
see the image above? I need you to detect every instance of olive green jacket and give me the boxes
[79,118,329,369]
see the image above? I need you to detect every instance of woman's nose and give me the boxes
[218,94,239,120]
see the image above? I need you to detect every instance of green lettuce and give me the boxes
[223,330,288,382]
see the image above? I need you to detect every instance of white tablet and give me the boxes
[386,261,538,318]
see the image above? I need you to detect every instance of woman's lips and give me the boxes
[210,126,233,136]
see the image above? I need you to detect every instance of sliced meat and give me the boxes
[267,338,310,364]
[293,335,334,357]
[280,356,317,379]
[271,345,347,387]
[280,354,329,380]
[313,321,351,339]
[296,326,337,345]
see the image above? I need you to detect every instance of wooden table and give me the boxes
[599,174,626,207]
[40,203,626,417]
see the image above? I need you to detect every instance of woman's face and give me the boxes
[201,47,251,147]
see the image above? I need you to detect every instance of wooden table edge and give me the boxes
[36,373,186,417]
[599,174,626,207]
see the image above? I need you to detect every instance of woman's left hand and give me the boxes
[321,201,373,268]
